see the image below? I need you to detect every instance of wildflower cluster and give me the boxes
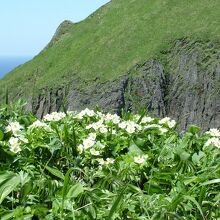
[158,117,176,128]
[5,121,28,153]
[205,128,220,148]
[1,107,220,219]
[43,112,66,121]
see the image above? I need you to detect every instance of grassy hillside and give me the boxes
[1,0,220,99]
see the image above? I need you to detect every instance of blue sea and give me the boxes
[0,57,32,79]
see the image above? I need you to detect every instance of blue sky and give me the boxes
[0,0,110,57]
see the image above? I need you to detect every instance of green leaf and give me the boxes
[107,187,126,220]
[0,211,14,220]
[183,176,199,185]
[192,151,206,165]
[129,141,143,154]
[144,182,163,195]
[45,166,64,180]
[176,147,190,161]
[62,168,74,199]
[0,130,4,141]
[61,168,74,215]
[183,195,205,220]
[67,183,84,198]
[134,137,145,147]
[187,125,200,134]
[0,171,21,204]
[200,179,220,186]
[81,209,95,220]
[137,109,147,124]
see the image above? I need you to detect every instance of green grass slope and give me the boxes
[1,0,220,99]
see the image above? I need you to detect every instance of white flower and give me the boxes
[89,120,103,130]
[77,111,85,119]
[97,158,105,166]
[77,108,95,119]
[159,128,168,134]
[90,148,100,156]
[126,125,136,134]
[96,111,105,118]
[105,158,115,165]
[28,120,51,131]
[136,124,142,131]
[88,133,96,140]
[206,128,220,137]
[158,117,176,128]
[167,120,176,128]
[104,113,121,123]
[105,113,114,122]
[112,129,116,135]
[86,109,95,117]
[112,114,120,124]
[43,112,66,121]
[119,122,127,129]
[204,137,220,148]
[119,120,139,133]
[99,126,108,134]
[134,155,148,164]
[97,158,114,166]
[10,144,21,154]
[18,135,29,143]
[86,124,92,130]
[83,138,95,150]
[159,117,171,125]
[5,122,22,136]
[9,137,21,153]
[92,123,100,130]
[77,144,84,154]
[9,137,19,146]
[127,121,138,127]
[141,116,154,124]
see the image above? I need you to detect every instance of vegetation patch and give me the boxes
[0,101,219,219]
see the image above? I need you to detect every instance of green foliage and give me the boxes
[0,103,220,219]
[1,0,220,100]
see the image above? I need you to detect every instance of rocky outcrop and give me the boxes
[27,40,220,131]
[166,40,220,130]
[46,20,74,48]
[31,87,68,118]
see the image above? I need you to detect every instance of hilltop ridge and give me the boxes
[46,20,74,48]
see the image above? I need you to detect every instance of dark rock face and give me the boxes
[28,40,220,131]
[166,41,220,130]
[31,88,67,118]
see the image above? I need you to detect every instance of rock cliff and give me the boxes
[27,39,220,131]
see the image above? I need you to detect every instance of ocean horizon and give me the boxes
[0,56,32,78]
